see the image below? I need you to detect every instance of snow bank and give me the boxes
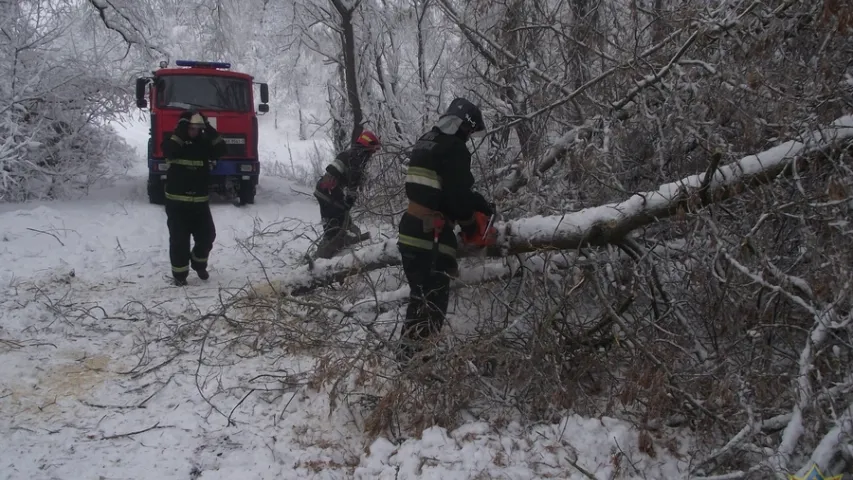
[356,416,689,479]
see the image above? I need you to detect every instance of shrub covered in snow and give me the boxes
[0,1,137,202]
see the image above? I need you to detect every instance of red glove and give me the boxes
[318,173,338,191]
[460,211,497,247]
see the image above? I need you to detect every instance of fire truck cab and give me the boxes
[135,60,269,205]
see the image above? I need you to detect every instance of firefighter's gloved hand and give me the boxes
[199,116,217,138]
[200,114,215,131]
[204,127,219,141]
[471,192,493,216]
[476,201,495,217]
[318,173,337,191]
[344,195,356,208]
[175,119,190,138]
[460,218,479,237]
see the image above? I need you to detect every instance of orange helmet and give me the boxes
[355,129,381,150]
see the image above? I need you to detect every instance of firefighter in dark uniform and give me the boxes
[396,98,497,362]
[161,110,227,286]
[313,129,381,259]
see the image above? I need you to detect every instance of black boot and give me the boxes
[315,232,346,259]
[193,265,209,280]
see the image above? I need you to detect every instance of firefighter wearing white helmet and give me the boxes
[160,109,227,286]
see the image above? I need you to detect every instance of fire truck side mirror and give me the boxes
[135,78,148,109]
[258,104,269,113]
[259,83,269,104]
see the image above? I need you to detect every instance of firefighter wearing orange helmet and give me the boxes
[312,128,381,259]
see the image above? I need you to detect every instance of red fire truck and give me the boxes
[135,60,269,205]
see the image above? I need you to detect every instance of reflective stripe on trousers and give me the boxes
[165,192,209,202]
[398,234,456,258]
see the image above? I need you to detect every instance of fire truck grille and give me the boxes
[161,133,247,158]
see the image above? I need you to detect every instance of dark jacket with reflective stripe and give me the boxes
[326,146,372,190]
[161,128,226,202]
[398,127,491,259]
[314,145,373,209]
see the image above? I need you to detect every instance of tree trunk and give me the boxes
[330,0,364,144]
[415,0,431,128]
[374,49,404,137]
[499,0,540,164]
[328,69,348,154]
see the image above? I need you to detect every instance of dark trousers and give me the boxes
[166,201,216,280]
[399,246,456,350]
[319,199,349,241]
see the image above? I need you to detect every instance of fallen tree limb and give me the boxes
[276,115,853,296]
[271,246,511,297]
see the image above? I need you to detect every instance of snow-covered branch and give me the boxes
[497,115,853,255]
[86,0,170,59]
[789,399,853,478]
[609,31,699,111]
[716,232,852,474]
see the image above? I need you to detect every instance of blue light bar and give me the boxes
[175,60,232,69]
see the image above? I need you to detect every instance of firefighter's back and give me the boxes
[398,127,473,258]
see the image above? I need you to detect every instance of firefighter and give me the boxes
[313,129,381,259]
[161,110,227,286]
[395,97,497,362]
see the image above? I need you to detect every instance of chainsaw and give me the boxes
[459,209,498,255]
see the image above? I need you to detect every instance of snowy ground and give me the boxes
[0,114,690,479]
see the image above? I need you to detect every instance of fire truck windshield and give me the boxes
[156,74,251,112]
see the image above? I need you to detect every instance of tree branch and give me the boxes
[86,0,169,60]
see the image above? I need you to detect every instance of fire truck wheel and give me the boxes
[147,174,165,205]
[238,179,256,205]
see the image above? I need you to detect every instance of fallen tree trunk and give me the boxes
[278,115,853,296]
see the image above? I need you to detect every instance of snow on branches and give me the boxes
[1,1,138,202]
